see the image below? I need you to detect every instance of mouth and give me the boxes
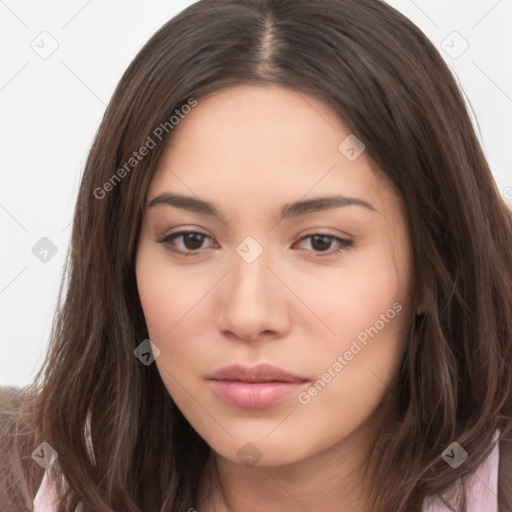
[208,364,309,409]
[209,363,308,383]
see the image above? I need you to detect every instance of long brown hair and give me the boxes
[2,0,512,510]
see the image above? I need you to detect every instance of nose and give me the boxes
[216,247,291,342]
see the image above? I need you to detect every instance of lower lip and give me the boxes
[209,380,308,409]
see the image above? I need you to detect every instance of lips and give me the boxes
[208,364,309,409]
[209,363,308,383]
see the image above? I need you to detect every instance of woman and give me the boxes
[2,0,511,511]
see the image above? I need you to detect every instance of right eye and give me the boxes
[157,231,215,257]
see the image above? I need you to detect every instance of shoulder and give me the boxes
[0,385,45,508]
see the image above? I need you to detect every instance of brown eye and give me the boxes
[310,235,334,251]
[294,234,354,256]
[180,232,206,250]
[157,231,213,257]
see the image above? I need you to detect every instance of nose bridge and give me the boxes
[230,235,272,302]
[217,235,287,340]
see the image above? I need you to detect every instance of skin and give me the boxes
[135,84,414,512]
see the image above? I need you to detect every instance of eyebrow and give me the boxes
[147,192,376,218]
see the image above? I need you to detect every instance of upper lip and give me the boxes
[209,364,308,383]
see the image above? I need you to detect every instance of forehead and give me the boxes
[147,84,396,216]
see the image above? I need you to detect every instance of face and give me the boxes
[135,84,413,467]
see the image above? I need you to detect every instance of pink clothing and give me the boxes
[33,470,60,512]
[422,431,500,512]
[34,433,500,512]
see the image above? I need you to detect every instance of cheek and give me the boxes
[135,245,204,405]
[297,242,409,400]
[293,268,408,452]
[136,242,205,341]
[135,242,215,390]
[293,242,408,345]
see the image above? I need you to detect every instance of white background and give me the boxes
[1,0,511,387]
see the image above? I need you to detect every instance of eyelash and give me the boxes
[156,231,354,258]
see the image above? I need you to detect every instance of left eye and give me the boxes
[294,234,353,255]
[157,231,353,257]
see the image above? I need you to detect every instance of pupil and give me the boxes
[184,233,204,250]
[312,235,331,251]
